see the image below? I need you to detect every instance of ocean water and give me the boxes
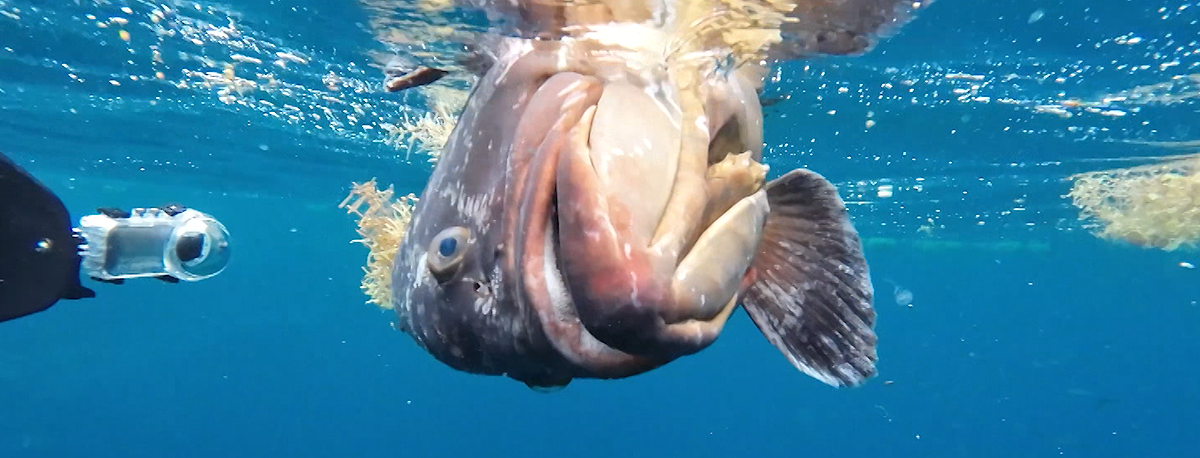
[1,0,1198,457]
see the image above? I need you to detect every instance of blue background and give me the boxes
[1,0,1198,456]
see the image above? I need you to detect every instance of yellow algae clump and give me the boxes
[338,179,419,310]
[1067,153,1200,251]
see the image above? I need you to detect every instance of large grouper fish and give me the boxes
[379,0,934,390]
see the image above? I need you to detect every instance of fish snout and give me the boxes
[543,73,771,360]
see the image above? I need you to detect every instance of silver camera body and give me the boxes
[76,207,231,282]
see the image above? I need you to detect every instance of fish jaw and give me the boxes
[506,70,669,379]
[549,77,768,357]
[546,65,773,359]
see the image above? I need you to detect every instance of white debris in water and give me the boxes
[1028,9,1046,24]
[877,184,894,198]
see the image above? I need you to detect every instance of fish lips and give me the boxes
[503,69,762,377]
[504,71,668,380]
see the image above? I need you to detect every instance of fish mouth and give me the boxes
[503,64,762,377]
[505,71,664,378]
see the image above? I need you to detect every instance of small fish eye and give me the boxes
[427,226,470,282]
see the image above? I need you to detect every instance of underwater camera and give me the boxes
[77,206,232,283]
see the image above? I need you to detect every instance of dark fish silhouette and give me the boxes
[0,153,95,324]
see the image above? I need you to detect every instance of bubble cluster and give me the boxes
[0,0,460,163]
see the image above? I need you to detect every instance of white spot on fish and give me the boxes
[475,288,494,316]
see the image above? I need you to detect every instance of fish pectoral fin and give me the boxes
[743,168,878,388]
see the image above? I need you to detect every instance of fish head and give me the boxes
[391,33,776,388]
[388,38,580,389]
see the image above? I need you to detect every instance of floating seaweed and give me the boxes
[1067,153,1200,251]
[338,179,419,309]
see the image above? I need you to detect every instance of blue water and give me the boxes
[2,0,1199,457]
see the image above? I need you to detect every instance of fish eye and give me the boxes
[427,226,470,282]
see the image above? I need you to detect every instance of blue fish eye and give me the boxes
[427,226,470,283]
[438,236,458,258]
